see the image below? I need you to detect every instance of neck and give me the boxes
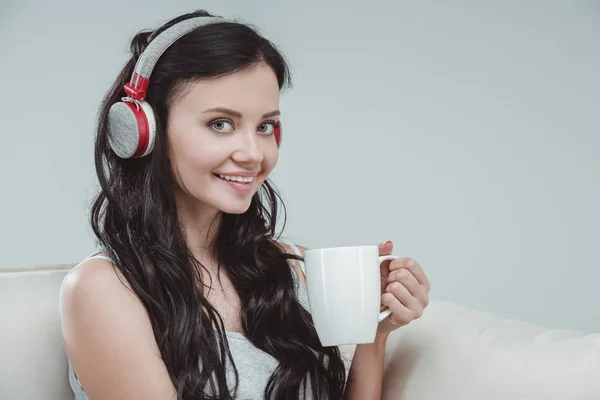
[175,192,222,267]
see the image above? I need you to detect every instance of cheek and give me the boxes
[178,148,219,176]
[168,135,219,185]
[262,144,279,174]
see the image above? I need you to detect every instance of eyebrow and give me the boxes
[202,107,280,119]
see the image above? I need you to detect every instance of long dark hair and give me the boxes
[90,9,346,400]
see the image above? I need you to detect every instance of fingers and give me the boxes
[379,254,430,332]
[387,267,429,307]
[389,257,431,291]
[385,280,420,310]
[381,291,419,326]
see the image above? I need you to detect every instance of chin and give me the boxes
[218,200,253,215]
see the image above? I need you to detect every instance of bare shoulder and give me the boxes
[60,257,176,399]
[61,256,133,302]
[275,241,308,287]
[60,257,143,325]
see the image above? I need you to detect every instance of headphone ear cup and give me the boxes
[107,99,156,158]
[274,121,282,147]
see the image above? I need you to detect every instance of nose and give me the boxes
[231,130,264,164]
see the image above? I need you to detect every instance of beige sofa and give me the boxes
[2,264,600,400]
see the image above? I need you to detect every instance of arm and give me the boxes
[341,333,388,400]
[292,244,387,400]
[60,258,177,400]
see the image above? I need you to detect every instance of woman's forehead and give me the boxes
[175,64,280,113]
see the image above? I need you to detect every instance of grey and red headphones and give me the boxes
[107,16,282,159]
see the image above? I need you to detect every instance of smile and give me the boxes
[214,174,255,183]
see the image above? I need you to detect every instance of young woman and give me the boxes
[59,9,431,400]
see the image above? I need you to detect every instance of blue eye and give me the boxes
[210,119,234,133]
[208,119,277,135]
[258,121,276,135]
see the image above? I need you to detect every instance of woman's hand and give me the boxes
[377,240,431,335]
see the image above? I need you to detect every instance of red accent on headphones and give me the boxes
[124,73,150,101]
[122,101,150,158]
[274,121,282,146]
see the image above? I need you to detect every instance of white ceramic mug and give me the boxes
[303,245,398,347]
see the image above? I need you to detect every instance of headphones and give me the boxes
[107,16,282,159]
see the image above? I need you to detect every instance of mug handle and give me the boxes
[378,255,399,322]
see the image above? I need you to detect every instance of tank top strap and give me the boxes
[83,254,113,263]
[69,252,114,274]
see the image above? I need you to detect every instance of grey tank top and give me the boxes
[60,241,313,400]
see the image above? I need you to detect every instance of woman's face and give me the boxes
[166,62,280,217]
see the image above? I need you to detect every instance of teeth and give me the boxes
[218,174,254,183]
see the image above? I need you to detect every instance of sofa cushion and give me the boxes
[383,300,600,400]
[0,267,73,400]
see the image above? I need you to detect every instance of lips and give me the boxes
[212,173,255,184]
[213,173,255,195]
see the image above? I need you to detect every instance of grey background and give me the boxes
[1,1,599,333]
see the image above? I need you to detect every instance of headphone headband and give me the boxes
[125,16,227,101]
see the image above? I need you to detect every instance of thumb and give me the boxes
[378,240,393,255]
